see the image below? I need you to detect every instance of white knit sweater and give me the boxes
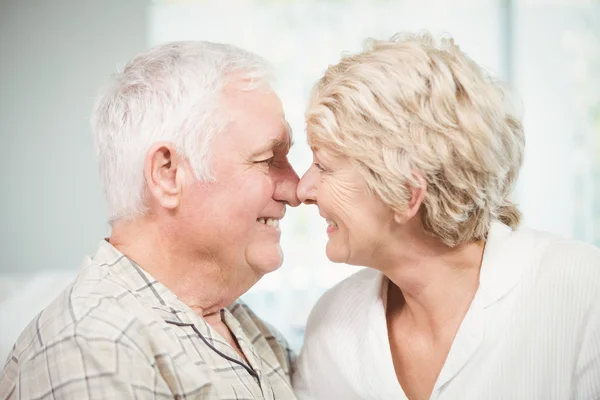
[293,221,600,399]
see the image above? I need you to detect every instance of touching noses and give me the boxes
[273,162,301,207]
[297,166,317,205]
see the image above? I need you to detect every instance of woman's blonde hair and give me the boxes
[306,32,524,247]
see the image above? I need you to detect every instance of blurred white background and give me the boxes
[1,0,599,359]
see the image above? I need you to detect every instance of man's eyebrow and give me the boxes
[283,119,294,148]
[251,121,294,157]
[251,139,287,157]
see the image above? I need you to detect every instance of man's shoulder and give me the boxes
[0,257,183,400]
[10,260,155,363]
[69,257,149,321]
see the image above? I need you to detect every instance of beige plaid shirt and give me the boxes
[0,240,297,399]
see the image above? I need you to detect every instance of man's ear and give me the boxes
[394,172,427,224]
[143,142,187,210]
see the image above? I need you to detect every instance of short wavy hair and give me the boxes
[306,32,525,247]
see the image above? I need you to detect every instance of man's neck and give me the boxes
[108,218,247,318]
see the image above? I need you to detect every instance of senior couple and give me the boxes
[1,33,599,400]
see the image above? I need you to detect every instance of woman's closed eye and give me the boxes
[314,162,326,172]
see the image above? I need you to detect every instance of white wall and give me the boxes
[0,0,149,273]
[513,5,599,241]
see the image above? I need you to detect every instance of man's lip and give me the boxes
[258,208,286,220]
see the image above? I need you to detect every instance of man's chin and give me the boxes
[247,244,284,275]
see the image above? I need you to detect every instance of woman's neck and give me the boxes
[382,237,485,339]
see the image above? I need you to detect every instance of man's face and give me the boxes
[177,80,299,287]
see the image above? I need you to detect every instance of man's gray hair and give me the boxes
[91,41,273,222]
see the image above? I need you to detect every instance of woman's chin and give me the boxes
[325,242,349,264]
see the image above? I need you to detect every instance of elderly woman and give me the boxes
[292,32,600,400]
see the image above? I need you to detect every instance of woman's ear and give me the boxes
[394,173,427,224]
[143,142,187,210]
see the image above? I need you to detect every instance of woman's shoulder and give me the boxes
[518,226,600,298]
[496,222,600,271]
[303,267,383,338]
[525,227,600,269]
[535,231,600,278]
[294,268,385,399]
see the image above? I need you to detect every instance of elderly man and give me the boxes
[0,42,300,399]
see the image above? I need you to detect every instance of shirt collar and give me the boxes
[476,220,532,308]
[90,239,205,325]
[89,239,261,366]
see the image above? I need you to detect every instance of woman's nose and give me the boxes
[297,168,317,205]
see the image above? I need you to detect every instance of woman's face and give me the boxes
[297,147,397,266]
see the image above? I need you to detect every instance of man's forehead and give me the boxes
[250,118,293,156]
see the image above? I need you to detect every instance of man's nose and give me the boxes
[273,163,300,207]
[297,168,317,205]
